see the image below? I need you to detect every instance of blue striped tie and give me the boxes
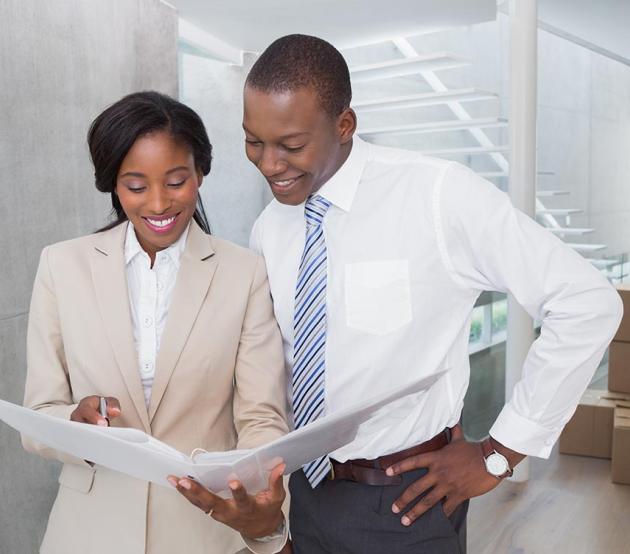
[293,194,332,487]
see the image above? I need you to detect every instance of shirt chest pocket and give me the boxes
[344,260,412,336]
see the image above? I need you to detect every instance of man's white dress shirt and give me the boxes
[250,136,623,462]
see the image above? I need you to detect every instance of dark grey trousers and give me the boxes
[289,468,468,554]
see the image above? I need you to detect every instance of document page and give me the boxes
[1,369,447,495]
[191,370,447,493]
[0,400,195,484]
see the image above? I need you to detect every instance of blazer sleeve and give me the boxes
[233,255,289,450]
[22,246,91,467]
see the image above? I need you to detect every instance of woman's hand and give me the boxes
[70,396,121,426]
[168,462,286,539]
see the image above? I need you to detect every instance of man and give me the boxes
[188,35,621,554]
[240,35,621,553]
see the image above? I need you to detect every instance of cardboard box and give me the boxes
[559,389,630,458]
[609,341,630,394]
[614,285,630,342]
[612,407,630,485]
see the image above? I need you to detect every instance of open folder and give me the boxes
[0,370,445,496]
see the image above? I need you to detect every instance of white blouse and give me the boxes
[124,221,189,407]
[124,221,288,552]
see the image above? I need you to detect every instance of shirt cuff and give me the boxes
[489,402,563,459]
[241,514,289,554]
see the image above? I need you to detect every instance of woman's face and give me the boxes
[115,131,202,261]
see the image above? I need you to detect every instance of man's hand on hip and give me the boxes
[385,427,524,526]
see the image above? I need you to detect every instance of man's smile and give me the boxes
[268,174,305,195]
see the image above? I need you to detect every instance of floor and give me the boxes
[468,446,630,554]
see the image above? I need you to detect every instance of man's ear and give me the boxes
[337,107,357,144]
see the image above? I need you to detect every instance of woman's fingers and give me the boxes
[70,395,121,425]
[229,480,253,511]
[105,397,122,419]
[169,475,225,516]
[268,463,287,502]
[70,396,105,425]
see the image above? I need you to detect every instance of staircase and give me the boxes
[347,36,616,276]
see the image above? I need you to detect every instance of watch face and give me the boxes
[486,453,509,476]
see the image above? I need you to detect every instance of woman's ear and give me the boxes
[196,170,204,188]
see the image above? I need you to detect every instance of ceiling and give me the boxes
[171,0,630,65]
[169,0,496,52]
[537,0,630,63]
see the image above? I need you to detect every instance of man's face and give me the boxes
[242,85,355,205]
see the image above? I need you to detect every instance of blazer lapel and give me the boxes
[148,222,217,422]
[90,223,151,431]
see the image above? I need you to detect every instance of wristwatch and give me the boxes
[481,438,513,479]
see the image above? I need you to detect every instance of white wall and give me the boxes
[179,52,271,247]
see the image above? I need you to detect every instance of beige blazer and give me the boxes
[23,221,289,554]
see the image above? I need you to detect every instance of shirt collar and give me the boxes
[316,135,368,213]
[124,220,190,268]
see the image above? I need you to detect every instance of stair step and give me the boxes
[350,53,470,83]
[536,208,582,216]
[478,172,560,179]
[587,258,618,269]
[567,243,607,252]
[548,227,594,236]
[536,190,570,197]
[359,117,508,137]
[418,145,510,156]
[477,171,508,178]
[352,88,498,112]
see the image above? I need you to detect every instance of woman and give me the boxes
[22,91,289,554]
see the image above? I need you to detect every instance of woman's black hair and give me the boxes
[88,91,212,233]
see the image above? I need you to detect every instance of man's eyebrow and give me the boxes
[242,127,310,141]
[278,132,309,140]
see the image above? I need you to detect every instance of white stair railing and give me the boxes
[390,37,563,232]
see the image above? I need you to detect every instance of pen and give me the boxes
[99,396,109,426]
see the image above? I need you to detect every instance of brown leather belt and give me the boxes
[329,425,457,486]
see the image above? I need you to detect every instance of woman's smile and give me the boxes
[142,212,180,234]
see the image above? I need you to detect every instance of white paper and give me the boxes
[1,370,446,496]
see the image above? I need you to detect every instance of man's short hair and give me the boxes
[246,34,352,118]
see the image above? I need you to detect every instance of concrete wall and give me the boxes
[0,1,178,552]
[179,52,271,247]
[538,32,630,256]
